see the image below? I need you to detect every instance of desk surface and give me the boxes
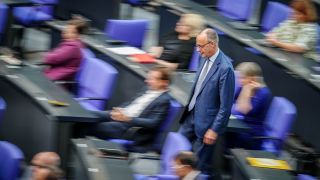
[71,138,134,180]
[0,61,97,122]
[159,0,320,91]
[231,149,295,180]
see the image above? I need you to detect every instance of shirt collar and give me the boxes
[146,90,167,94]
[208,48,220,63]
[183,170,201,180]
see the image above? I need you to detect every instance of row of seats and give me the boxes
[217,0,292,32]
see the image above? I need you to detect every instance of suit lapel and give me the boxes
[140,93,166,115]
[198,52,222,94]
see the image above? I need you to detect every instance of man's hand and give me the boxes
[203,129,218,145]
[242,81,261,96]
[110,108,131,122]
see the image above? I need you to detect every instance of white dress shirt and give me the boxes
[123,90,166,117]
[182,170,201,180]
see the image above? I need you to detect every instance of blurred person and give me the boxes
[173,151,207,180]
[266,0,318,60]
[150,13,205,70]
[230,62,273,148]
[179,28,235,177]
[21,152,63,180]
[90,66,171,147]
[43,18,86,81]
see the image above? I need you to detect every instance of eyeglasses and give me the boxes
[196,41,212,49]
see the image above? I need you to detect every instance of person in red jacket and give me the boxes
[43,19,85,81]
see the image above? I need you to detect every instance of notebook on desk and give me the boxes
[247,157,292,170]
[129,54,156,63]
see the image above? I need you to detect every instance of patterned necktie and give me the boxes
[188,59,210,111]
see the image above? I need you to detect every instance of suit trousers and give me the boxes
[89,110,131,140]
[179,110,216,176]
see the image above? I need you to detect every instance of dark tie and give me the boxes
[188,59,210,111]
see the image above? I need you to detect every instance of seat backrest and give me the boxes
[262,97,297,153]
[32,0,58,15]
[0,97,7,125]
[160,132,192,175]
[0,3,8,35]
[217,0,254,21]
[261,2,292,32]
[188,47,201,71]
[105,19,149,48]
[297,174,318,180]
[75,48,96,81]
[77,57,118,110]
[0,141,24,180]
[153,99,183,151]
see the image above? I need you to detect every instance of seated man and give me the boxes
[90,66,171,147]
[43,18,86,81]
[173,151,207,180]
[21,152,64,180]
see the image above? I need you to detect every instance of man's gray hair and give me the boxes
[204,28,219,45]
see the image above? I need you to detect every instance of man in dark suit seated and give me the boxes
[90,66,171,147]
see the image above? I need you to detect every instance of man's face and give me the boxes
[31,154,52,180]
[196,34,216,58]
[145,70,168,91]
[62,24,78,40]
[173,160,190,178]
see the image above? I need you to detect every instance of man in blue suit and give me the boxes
[91,66,171,147]
[179,28,235,176]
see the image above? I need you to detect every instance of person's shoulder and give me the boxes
[160,92,171,101]
[218,51,234,69]
[259,86,272,96]
[63,39,83,48]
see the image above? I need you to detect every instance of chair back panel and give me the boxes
[217,0,253,20]
[261,2,292,32]
[105,19,149,48]
[0,141,24,180]
[153,100,183,151]
[77,57,118,110]
[160,132,192,175]
[0,3,8,34]
[262,97,297,152]
[188,47,200,71]
[0,97,6,125]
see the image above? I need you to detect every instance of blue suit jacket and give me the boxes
[184,51,235,138]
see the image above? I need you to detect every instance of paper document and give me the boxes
[247,157,292,170]
[106,47,146,55]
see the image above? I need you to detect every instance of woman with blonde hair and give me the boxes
[150,13,205,70]
[230,62,273,148]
